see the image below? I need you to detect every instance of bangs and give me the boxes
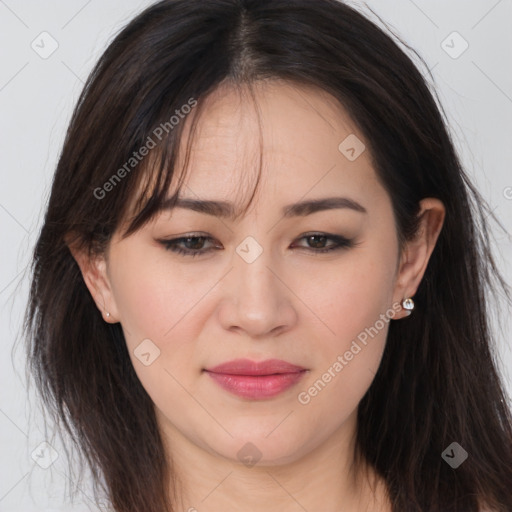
[118,79,265,240]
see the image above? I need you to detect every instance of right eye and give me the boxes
[158,234,221,257]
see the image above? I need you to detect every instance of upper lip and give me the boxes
[205,358,307,376]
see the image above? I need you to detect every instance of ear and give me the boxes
[66,235,120,323]
[392,198,445,319]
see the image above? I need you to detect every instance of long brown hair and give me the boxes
[24,0,512,510]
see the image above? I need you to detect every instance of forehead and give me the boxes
[171,80,380,211]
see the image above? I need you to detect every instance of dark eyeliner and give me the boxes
[157,232,356,257]
[294,233,355,253]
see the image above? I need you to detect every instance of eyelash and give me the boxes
[158,233,356,257]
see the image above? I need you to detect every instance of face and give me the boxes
[85,80,417,467]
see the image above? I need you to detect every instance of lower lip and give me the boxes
[205,371,306,399]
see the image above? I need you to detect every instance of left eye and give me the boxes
[158,233,355,257]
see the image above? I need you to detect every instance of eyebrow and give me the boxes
[158,196,367,219]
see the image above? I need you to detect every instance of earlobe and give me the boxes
[66,237,119,323]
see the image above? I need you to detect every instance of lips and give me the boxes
[204,358,307,400]
[207,358,306,375]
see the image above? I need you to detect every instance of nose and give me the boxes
[217,245,298,339]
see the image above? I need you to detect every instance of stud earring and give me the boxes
[106,312,110,318]
[401,298,415,313]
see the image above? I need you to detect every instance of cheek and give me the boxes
[296,249,396,409]
[111,265,167,342]
[109,250,210,397]
[109,247,200,344]
[300,250,396,347]
[110,257,200,412]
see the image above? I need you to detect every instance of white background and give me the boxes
[1,1,511,510]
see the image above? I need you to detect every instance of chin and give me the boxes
[210,429,310,468]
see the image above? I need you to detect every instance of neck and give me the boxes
[157,409,391,512]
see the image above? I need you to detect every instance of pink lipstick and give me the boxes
[204,358,307,400]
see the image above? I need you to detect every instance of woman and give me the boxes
[24,0,512,510]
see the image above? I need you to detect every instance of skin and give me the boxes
[71,80,445,511]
